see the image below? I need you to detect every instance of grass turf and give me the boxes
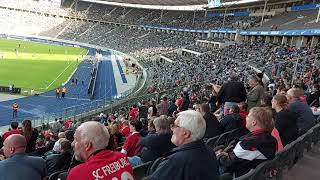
[0,38,88,93]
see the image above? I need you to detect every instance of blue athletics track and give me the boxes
[0,36,131,126]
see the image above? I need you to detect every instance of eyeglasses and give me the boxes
[170,124,181,129]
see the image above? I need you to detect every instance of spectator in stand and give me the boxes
[199,103,223,138]
[51,118,63,133]
[217,76,247,116]
[121,120,131,137]
[147,110,219,180]
[238,102,248,127]
[157,96,169,116]
[247,76,265,110]
[22,119,38,153]
[129,104,138,121]
[307,84,320,106]
[168,99,178,117]
[128,116,175,167]
[67,121,134,180]
[65,129,75,142]
[180,92,190,112]
[286,88,316,134]
[121,120,142,157]
[256,72,264,88]
[217,107,277,177]
[208,88,218,112]
[46,138,72,175]
[64,118,72,129]
[110,122,123,146]
[260,94,273,107]
[139,118,149,137]
[2,121,21,140]
[0,134,47,180]
[176,93,184,111]
[52,132,66,153]
[138,100,149,119]
[272,94,299,146]
[220,105,242,133]
[148,100,158,118]
[147,119,156,134]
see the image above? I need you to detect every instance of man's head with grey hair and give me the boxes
[153,116,171,134]
[286,87,303,103]
[72,121,110,162]
[170,110,206,146]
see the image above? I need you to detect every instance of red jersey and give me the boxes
[177,98,183,108]
[65,119,72,129]
[2,129,21,139]
[121,126,130,137]
[67,150,134,180]
[129,108,138,120]
[122,132,141,157]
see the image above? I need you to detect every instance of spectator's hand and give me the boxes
[0,155,5,160]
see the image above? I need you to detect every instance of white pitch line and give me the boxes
[45,60,77,90]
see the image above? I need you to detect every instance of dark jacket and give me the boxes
[138,105,149,119]
[288,99,316,132]
[139,133,175,163]
[0,153,47,180]
[217,81,247,104]
[167,103,177,117]
[46,151,72,175]
[220,114,242,133]
[274,109,299,146]
[150,140,219,180]
[219,129,277,177]
[203,112,223,138]
[180,95,190,111]
[307,91,320,106]
[25,128,39,153]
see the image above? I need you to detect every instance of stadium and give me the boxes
[0,0,319,179]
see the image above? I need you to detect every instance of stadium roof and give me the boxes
[83,0,208,6]
[81,0,303,10]
[81,0,264,10]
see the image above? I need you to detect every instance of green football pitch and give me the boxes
[0,38,88,93]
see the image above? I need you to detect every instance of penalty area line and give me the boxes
[44,60,77,90]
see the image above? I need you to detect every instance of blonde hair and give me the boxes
[249,107,274,133]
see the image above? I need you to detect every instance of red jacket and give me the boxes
[239,111,249,127]
[67,150,134,180]
[65,119,72,129]
[122,132,141,157]
[2,129,21,139]
[129,108,138,120]
[121,126,130,137]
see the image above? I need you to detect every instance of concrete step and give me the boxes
[283,143,320,180]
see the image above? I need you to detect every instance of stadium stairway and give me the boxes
[0,48,117,126]
[283,143,320,180]
[94,50,118,100]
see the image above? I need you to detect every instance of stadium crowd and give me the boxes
[0,1,320,180]
[0,39,318,179]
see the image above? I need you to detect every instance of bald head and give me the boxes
[5,134,27,148]
[77,121,110,149]
[3,134,27,158]
[72,121,110,162]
